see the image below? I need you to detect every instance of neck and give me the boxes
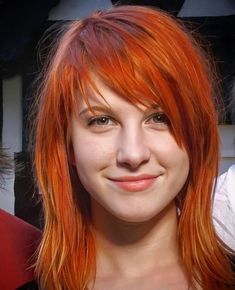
[92,201,180,278]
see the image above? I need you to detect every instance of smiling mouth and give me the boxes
[108,175,157,192]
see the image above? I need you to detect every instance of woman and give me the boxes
[34,5,235,289]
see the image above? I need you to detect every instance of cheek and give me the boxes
[151,134,190,185]
[72,135,115,174]
[156,139,189,199]
[166,143,190,188]
[153,134,189,167]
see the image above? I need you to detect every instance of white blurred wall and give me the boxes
[1,76,22,214]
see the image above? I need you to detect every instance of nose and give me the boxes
[116,127,150,169]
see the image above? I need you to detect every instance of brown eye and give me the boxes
[88,116,115,126]
[148,112,169,125]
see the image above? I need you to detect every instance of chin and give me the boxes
[111,202,176,224]
[113,209,162,224]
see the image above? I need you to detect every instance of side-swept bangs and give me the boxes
[42,6,218,166]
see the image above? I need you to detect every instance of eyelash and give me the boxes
[146,112,169,125]
[87,112,169,127]
[87,116,115,126]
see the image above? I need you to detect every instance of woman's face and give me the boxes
[71,78,189,223]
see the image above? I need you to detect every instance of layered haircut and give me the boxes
[34,5,235,290]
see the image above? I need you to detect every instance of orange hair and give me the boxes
[34,5,235,289]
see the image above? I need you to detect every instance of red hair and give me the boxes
[34,5,235,289]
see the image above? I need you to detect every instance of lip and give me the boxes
[108,174,157,192]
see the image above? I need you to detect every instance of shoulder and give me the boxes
[216,165,235,209]
[0,209,41,290]
[213,165,235,251]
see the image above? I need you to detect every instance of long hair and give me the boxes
[34,5,235,289]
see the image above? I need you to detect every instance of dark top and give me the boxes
[17,280,39,290]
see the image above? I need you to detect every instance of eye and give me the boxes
[87,115,116,126]
[146,112,169,126]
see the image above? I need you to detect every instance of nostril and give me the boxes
[116,147,150,169]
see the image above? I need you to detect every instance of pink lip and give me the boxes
[108,174,157,192]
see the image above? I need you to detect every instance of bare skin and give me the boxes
[89,201,194,290]
[72,78,193,289]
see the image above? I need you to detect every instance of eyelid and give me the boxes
[145,112,169,124]
[87,114,117,126]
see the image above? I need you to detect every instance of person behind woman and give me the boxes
[214,164,235,251]
[34,5,235,290]
[0,148,41,289]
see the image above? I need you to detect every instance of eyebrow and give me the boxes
[78,105,113,116]
[78,104,162,117]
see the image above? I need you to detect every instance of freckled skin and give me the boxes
[71,78,191,289]
[71,78,189,223]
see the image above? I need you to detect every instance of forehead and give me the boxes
[77,76,161,114]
